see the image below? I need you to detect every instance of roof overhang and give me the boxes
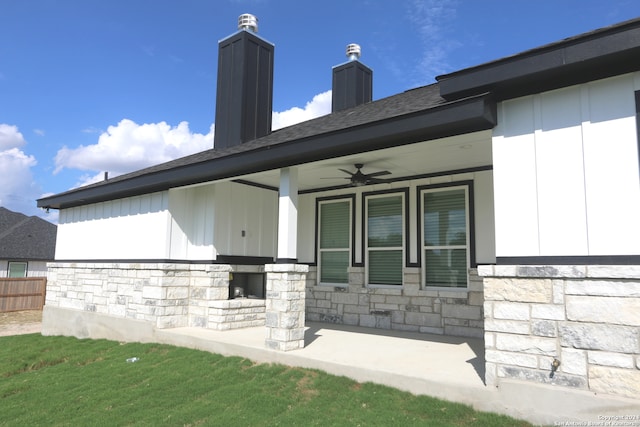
[37,93,496,210]
[437,18,640,101]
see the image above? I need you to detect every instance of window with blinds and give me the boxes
[366,194,404,286]
[422,187,469,288]
[318,200,351,284]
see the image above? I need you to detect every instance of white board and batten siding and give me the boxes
[55,192,171,260]
[169,181,278,260]
[56,182,278,261]
[493,72,640,257]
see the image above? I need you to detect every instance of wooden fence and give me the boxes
[0,277,47,312]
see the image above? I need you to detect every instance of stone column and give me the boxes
[265,263,308,351]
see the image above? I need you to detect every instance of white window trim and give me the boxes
[420,185,470,290]
[8,261,28,278]
[365,192,406,288]
[318,198,352,287]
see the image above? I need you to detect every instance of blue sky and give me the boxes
[2,0,639,222]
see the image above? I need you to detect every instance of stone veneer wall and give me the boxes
[45,262,266,331]
[480,264,640,400]
[305,267,484,338]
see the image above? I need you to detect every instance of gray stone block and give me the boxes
[589,365,640,399]
[560,322,639,352]
[359,314,376,328]
[485,318,530,335]
[442,303,482,320]
[516,265,586,278]
[559,348,587,376]
[499,366,587,389]
[495,334,556,356]
[531,303,565,320]
[484,278,552,303]
[531,320,557,337]
[492,302,530,320]
[567,295,640,326]
[444,325,483,338]
[565,280,640,297]
[587,351,635,369]
[485,349,538,368]
[405,311,441,328]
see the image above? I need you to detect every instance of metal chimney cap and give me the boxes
[346,43,361,60]
[238,14,258,32]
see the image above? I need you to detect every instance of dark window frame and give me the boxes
[361,188,410,286]
[416,181,476,273]
[314,194,356,275]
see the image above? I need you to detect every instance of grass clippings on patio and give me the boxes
[0,334,531,426]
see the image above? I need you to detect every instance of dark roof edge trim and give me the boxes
[38,93,496,210]
[437,19,640,101]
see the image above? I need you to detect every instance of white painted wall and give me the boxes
[55,192,170,259]
[54,182,278,261]
[168,184,215,260]
[493,73,640,257]
[211,181,278,258]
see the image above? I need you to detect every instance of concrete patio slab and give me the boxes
[155,322,640,426]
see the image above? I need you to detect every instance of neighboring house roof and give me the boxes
[37,17,640,210]
[0,207,57,261]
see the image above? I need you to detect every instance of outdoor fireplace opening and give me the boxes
[229,273,265,299]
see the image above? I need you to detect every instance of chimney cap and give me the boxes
[238,13,258,32]
[346,43,361,61]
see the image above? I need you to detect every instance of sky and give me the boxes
[2,0,639,223]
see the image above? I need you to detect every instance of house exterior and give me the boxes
[38,16,640,400]
[0,207,57,278]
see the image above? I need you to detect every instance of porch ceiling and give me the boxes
[233,130,492,192]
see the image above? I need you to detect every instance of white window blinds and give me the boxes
[319,201,350,284]
[367,195,403,285]
[423,188,468,288]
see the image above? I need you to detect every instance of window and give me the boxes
[8,262,27,278]
[318,199,352,285]
[366,194,404,286]
[422,186,469,288]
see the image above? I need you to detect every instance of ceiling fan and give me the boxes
[333,163,392,187]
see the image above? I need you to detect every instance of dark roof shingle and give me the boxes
[0,207,57,260]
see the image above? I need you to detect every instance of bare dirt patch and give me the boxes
[0,310,42,336]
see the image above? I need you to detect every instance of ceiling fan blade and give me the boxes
[366,170,391,178]
[338,168,355,176]
[370,176,391,182]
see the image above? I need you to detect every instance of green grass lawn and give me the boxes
[0,334,531,426]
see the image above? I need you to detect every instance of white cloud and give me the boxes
[33,129,45,136]
[54,91,331,190]
[0,124,27,150]
[272,90,332,130]
[54,119,214,176]
[0,133,40,215]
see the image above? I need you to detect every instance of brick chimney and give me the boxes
[214,14,274,149]
[332,43,372,112]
